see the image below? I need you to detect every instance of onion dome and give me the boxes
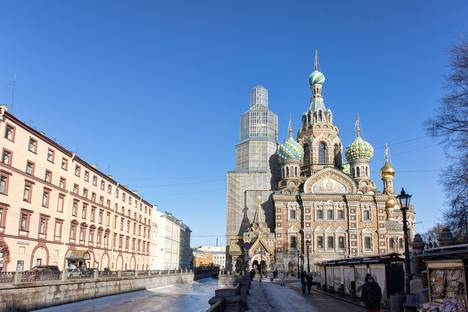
[278,121,303,161]
[380,144,395,177]
[308,70,325,86]
[345,115,374,162]
[345,136,374,162]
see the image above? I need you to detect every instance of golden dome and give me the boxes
[380,161,395,177]
[385,196,397,208]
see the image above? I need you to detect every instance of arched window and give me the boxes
[294,167,298,176]
[304,144,310,166]
[361,166,365,177]
[319,142,327,164]
[366,167,368,177]
[399,238,404,249]
[356,166,360,177]
[286,167,290,177]
[351,167,355,177]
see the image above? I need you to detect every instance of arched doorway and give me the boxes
[116,254,123,270]
[31,246,48,268]
[0,241,10,272]
[101,253,109,270]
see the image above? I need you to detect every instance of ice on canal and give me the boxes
[34,278,218,312]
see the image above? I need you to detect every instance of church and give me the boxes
[225,51,415,273]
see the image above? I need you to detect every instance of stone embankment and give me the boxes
[0,269,194,311]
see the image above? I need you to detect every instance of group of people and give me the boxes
[300,271,314,295]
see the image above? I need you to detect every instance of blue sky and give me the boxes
[0,1,467,246]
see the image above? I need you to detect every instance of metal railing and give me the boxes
[206,298,225,312]
[0,268,194,286]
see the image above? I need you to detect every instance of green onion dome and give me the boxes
[308,70,325,86]
[345,136,374,163]
[278,132,303,161]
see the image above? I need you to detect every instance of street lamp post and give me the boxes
[305,240,311,273]
[297,249,301,278]
[397,188,412,295]
[259,248,263,283]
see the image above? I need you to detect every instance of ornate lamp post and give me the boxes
[397,187,412,295]
[259,248,263,283]
[305,240,311,273]
[296,249,301,278]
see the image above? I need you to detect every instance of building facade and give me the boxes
[0,105,152,272]
[150,210,191,270]
[226,86,280,269]
[226,51,416,273]
[193,246,226,269]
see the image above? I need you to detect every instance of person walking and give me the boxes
[279,271,285,286]
[361,274,382,312]
[300,271,307,294]
[306,273,313,295]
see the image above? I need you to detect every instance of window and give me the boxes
[91,192,96,202]
[4,124,15,141]
[89,229,94,243]
[317,236,324,248]
[99,196,104,205]
[61,158,68,170]
[42,189,50,207]
[337,210,344,220]
[57,194,65,212]
[116,189,119,198]
[39,217,47,234]
[364,237,372,250]
[97,231,102,245]
[75,165,81,177]
[72,200,79,216]
[106,212,110,226]
[70,224,77,241]
[59,177,66,189]
[127,220,130,233]
[399,238,404,249]
[327,236,334,249]
[54,220,62,240]
[338,236,345,249]
[28,138,37,153]
[289,209,296,221]
[44,170,52,183]
[389,238,395,250]
[82,204,87,219]
[2,149,12,165]
[47,149,55,163]
[26,161,35,175]
[0,174,9,194]
[129,197,132,205]
[19,212,29,231]
[125,236,129,250]
[319,142,327,164]
[83,188,88,198]
[0,205,6,227]
[363,210,370,221]
[92,176,97,186]
[84,171,89,182]
[100,180,105,190]
[79,227,85,242]
[120,218,124,231]
[23,182,32,202]
[73,184,79,194]
[122,193,126,202]
[317,210,323,220]
[90,207,96,222]
[119,235,123,248]
[304,144,310,166]
[107,184,112,194]
[327,210,334,220]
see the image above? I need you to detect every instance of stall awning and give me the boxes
[66,250,91,260]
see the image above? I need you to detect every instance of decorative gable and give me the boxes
[303,167,357,194]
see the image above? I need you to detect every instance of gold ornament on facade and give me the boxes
[380,144,395,177]
[385,196,397,209]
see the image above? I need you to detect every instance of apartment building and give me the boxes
[0,105,152,271]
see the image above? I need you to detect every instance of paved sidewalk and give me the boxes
[246,280,364,312]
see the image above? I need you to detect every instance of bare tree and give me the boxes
[426,37,468,243]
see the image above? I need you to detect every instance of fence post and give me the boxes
[13,272,22,285]
[93,270,99,280]
[62,271,68,282]
[117,271,122,278]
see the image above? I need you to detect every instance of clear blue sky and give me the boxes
[0,1,467,246]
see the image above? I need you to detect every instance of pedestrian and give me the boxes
[306,273,313,295]
[300,271,307,294]
[249,268,255,281]
[361,273,382,312]
[280,271,285,286]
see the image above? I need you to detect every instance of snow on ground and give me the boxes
[247,280,318,312]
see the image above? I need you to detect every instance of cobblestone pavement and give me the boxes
[247,280,365,312]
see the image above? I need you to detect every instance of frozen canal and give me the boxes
[35,278,218,312]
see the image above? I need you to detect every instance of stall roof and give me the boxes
[421,243,468,260]
[66,250,91,260]
[317,253,405,266]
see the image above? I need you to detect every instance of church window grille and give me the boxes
[317,236,324,249]
[317,210,323,220]
[327,236,334,249]
[389,238,395,250]
[319,142,327,164]
[304,144,310,166]
[289,209,296,221]
[290,235,297,249]
[338,236,345,249]
[364,237,372,250]
[356,167,360,177]
[327,210,334,220]
[286,167,290,177]
[337,210,344,220]
[351,167,355,177]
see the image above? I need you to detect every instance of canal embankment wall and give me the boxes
[0,271,194,311]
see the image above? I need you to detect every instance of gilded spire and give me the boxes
[355,113,361,137]
[314,49,319,71]
[385,143,389,162]
[381,144,395,178]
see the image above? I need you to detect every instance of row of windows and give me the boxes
[287,235,373,250]
[3,123,151,216]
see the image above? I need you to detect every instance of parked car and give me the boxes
[67,268,83,278]
[27,265,61,281]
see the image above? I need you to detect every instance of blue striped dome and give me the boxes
[278,135,303,161]
[308,70,325,86]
